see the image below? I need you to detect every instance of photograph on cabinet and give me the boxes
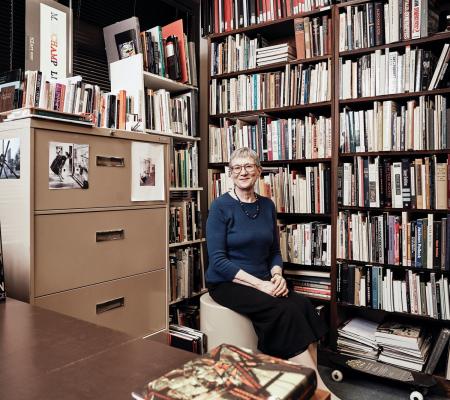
[48,141,89,189]
[131,141,165,201]
[0,137,20,179]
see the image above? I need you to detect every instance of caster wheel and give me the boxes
[331,369,344,382]
[410,390,424,400]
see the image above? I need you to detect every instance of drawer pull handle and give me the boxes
[96,297,125,314]
[96,156,125,167]
[96,229,125,242]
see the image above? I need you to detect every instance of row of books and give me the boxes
[169,304,201,330]
[0,70,146,130]
[338,0,439,52]
[337,156,450,210]
[169,200,202,244]
[338,264,450,323]
[278,222,332,266]
[339,96,450,153]
[145,89,198,136]
[257,165,331,214]
[294,15,332,60]
[210,33,267,76]
[210,61,331,114]
[200,0,332,36]
[285,269,331,300]
[337,318,433,373]
[142,25,197,85]
[209,115,332,163]
[339,46,448,100]
[169,247,203,302]
[171,143,199,189]
[167,324,206,355]
[336,211,450,270]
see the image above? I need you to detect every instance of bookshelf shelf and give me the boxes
[209,101,332,120]
[339,31,450,58]
[170,187,204,191]
[209,158,332,168]
[169,289,208,306]
[339,87,450,106]
[338,206,450,214]
[337,302,450,324]
[284,262,331,270]
[340,149,450,157]
[208,6,332,41]
[169,238,206,248]
[146,129,201,141]
[143,71,198,93]
[211,55,332,80]
[277,212,331,219]
[336,259,450,275]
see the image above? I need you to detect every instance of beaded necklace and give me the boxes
[233,187,260,219]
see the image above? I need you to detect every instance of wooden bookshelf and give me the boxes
[208,5,332,41]
[336,259,450,275]
[203,0,450,380]
[209,101,332,120]
[211,55,331,80]
[339,31,450,58]
[340,87,450,105]
[143,71,198,93]
[169,238,206,248]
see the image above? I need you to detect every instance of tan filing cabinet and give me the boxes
[0,118,170,338]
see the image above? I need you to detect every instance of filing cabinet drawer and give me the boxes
[34,129,163,210]
[35,207,167,296]
[35,269,166,337]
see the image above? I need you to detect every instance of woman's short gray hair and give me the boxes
[228,147,261,167]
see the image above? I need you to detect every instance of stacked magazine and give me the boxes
[375,321,431,372]
[337,317,380,360]
[255,43,295,66]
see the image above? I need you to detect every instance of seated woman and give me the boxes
[206,147,337,398]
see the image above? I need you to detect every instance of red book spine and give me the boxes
[214,0,219,34]
[286,0,292,17]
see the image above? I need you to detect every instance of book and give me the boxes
[424,328,450,374]
[132,344,317,400]
[162,19,189,84]
[103,17,142,65]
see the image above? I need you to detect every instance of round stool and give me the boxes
[200,292,258,351]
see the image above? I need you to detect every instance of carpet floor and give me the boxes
[318,364,448,400]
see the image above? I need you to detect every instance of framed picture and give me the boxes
[0,137,20,179]
[48,141,89,189]
[131,141,165,202]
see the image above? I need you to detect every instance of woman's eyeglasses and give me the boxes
[230,163,257,174]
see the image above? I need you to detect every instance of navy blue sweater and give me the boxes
[206,192,283,284]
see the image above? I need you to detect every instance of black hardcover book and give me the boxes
[165,35,182,81]
[401,158,411,208]
[446,214,450,271]
[374,1,385,46]
[347,265,355,305]
[434,221,441,268]
[425,328,450,374]
[363,158,369,208]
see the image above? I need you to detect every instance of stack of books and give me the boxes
[255,43,296,66]
[284,270,331,300]
[167,324,206,355]
[375,321,431,372]
[337,317,380,360]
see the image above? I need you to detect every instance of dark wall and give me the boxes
[0,0,198,91]
[0,0,25,73]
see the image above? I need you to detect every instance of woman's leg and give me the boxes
[289,342,340,400]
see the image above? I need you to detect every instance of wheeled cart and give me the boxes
[329,353,437,400]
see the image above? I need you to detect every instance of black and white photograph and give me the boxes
[0,137,20,179]
[131,141,165,201]
[48,141,89,189]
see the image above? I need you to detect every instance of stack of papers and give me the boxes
[337,317,380,360]
[255,43,296,66]
[375,321,431,372]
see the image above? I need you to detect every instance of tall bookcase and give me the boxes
[202,0,450,387]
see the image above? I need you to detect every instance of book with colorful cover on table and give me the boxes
[131,344,317,400]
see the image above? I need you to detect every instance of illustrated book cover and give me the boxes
[132,343,317,400]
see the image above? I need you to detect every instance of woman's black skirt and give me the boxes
[208,282,328,360]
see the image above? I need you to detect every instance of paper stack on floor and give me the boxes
[337,317,380,360]
[375,321,431,372]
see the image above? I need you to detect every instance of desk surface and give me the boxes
[0,298,193,400]
[1,298,330,400]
